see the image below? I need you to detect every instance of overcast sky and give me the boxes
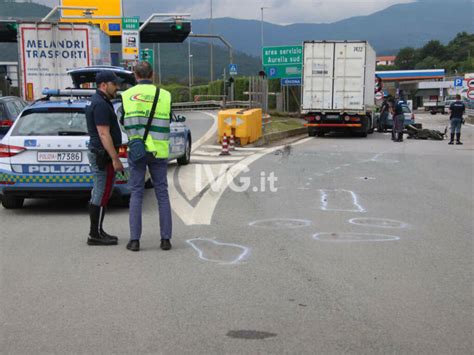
[34,0,417,24]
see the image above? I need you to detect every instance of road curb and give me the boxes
[254,127,307,146]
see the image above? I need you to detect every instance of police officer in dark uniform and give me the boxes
[448,94,465,145]
[391,97,405,142]
[85,71,124,245]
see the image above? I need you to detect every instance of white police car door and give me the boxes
[169,113,185,159]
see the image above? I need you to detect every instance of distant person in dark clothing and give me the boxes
[391,97,405,142]
[378,96,390,132]
[448,94,465,145]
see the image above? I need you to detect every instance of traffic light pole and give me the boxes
[188,33,234,66]
[139,13,191,33]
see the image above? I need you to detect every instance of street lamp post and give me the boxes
[260,7,269,62]
[210,0,214,82]
[188,39,192,101]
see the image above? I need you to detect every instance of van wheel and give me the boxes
[308,129,317,137]
[317,132,325,137]
[1,196,24,209]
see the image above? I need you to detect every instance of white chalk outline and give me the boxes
[248,218,313,229]
[348,218,408,229]
[312,232,400,242]
[319,189,366,213]
[186,238,250,265]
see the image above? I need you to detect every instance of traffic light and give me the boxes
[139,21,191,43]
[171,21,183,32]
[0,21,19,42]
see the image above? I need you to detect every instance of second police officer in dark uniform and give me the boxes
[85,71,124,246]
[448,94,465,145]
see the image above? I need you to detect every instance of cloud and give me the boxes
[33,0,416,24]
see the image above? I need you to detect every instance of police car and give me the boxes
[0,67,192,209]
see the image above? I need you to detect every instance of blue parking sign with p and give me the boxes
[454,78,463,87]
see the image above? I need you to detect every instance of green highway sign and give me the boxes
[262,45,303,79]
[122,17,140,31]
[140,48,154,67]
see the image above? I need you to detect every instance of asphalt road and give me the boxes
[1,111,472,354]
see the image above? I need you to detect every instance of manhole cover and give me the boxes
[348,218,408,229]
[249,218,312,229]
[313,232,400,242]
[226,330,277,340]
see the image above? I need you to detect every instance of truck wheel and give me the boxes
[1,196,24,209]
[317,132,325,137]
[308,128,317,137]
[359,131,368,138]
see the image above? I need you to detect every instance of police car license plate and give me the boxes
[37,152,82,162]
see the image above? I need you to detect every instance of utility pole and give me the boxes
[209,0,214,82]
[260,7,268,63]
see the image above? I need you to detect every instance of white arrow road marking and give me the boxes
[170,137,313,225]
[191,112,218,153]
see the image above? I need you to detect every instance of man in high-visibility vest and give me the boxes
[122,61,172,252]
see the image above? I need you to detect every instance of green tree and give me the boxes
[415,56,442,69]
[395,47,418,69]
[419,40,447,61]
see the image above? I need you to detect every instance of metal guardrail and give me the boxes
[172,100,261,111]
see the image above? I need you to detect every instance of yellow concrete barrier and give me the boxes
[218,108,263,146]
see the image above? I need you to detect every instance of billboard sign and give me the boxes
[60,0,123,36]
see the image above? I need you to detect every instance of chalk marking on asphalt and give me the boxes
[319,189,366,213]
[312,232,400,242]
[186,238,250,264]
[248,218,312,229]
[348,217,408,229]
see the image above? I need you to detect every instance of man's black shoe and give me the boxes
[100,230,118,242]
[160,239,172,250]
[448,141,454,145]
[456,141,463,145]
[126,240,140,252]
[87,234,118,246]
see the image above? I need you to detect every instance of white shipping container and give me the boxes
[18,23,111,101]
[302,41,376,113]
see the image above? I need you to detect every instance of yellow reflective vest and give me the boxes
[122,84,171,159]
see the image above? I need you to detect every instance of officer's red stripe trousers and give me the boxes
[101,163,115,207]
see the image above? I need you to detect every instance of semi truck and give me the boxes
[18,22,111,101]
[302,40,376,137]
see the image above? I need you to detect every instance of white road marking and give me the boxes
[191,156,243,162]
[191,112,218,152]
[193,150,254,157]
[170,136,312,225]
[201,145,266,151]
